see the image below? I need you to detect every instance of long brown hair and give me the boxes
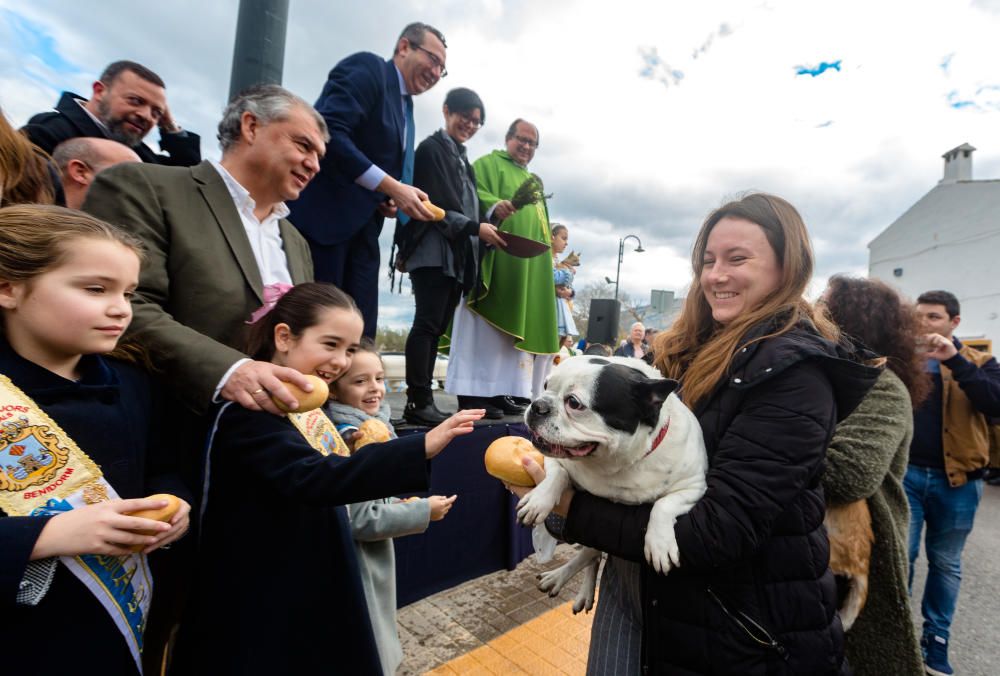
[822,275,930,408]
[653,193,838,408]
[0,110,56,206]
[244,282,360,361]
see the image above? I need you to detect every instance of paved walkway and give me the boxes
[399,485,1000,675]
[399,544,593,675]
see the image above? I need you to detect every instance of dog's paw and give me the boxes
[644,525,680,575]
[571,585,596,614]
[538,567,568,596]
[516,490,557,527]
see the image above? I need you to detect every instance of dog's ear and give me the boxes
[633,378,679,428]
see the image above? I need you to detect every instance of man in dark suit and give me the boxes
[289,22,446,336]
[83,84,324,415]
[23,60,201,166]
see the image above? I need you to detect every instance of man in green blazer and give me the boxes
[83,83,330,673]
[84,84,328,415]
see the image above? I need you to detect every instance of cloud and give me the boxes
[4,0,1000,332]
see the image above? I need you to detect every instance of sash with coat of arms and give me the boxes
[0,373,152,673]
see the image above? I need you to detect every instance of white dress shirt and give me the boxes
[208,160,294,399]
[209,160,293,286]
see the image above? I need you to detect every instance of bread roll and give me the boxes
[484,436,545,487]
[271,375,330,412]
[422,200,446,221]
[126,494,182,552]
[354,419,391,449]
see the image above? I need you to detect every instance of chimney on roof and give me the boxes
[941,143,976,183]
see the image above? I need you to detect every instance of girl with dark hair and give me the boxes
[396,87,507,425]
[513,193,880,674]
[180,282,482,674]
[820,275,929,675]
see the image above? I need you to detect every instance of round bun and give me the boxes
[354,419,391,449]
[484,436,545,487]
[272,375,330,412]
[422,200,446,221]
[126,494,182,552]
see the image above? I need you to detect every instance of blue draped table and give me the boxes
[394,421,535,607]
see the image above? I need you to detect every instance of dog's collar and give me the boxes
[643,417,671,459]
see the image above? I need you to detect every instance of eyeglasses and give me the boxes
[512,134,538,148]
[414,44,448,78]
[456,112,482,129]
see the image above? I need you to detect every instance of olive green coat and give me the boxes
[823,369,923,676]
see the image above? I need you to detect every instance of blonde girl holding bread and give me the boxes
[0,205,190,675]
[325,339,456,674]
[181,282,481,675]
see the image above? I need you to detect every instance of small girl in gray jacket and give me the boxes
[325,340,456,675]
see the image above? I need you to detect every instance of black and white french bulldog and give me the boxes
[518,355,708,613]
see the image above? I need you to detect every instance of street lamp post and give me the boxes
[612,235,645,300]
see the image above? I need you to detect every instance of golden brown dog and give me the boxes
[824,499,873,631]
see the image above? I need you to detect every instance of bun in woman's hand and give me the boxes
[271,375,329,412]
[484,436,545,487]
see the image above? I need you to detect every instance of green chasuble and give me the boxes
[467,150,559,355]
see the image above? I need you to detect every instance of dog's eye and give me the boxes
[565,395,586,411]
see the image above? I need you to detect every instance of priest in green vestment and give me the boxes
[442,119,559,416]
[470,124,559,354]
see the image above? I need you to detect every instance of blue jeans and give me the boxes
[905,465,984,640]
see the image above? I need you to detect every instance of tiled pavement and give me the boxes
[398,544,597,675]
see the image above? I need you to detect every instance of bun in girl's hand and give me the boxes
[354,419,391,449]
[484,436,545,487]
[271,375,329,412]
[125,494,182,552]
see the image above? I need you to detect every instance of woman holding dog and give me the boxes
[518,193,881,674]
[820,276,929,675]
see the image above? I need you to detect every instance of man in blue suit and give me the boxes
[289,23,446,336]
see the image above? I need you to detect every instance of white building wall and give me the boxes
[869,231,1000,340]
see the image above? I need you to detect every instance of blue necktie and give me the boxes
[398,95,415,224]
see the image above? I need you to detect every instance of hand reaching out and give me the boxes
[428,494,457,521]
[424,409,485,459]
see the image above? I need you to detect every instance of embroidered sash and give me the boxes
[0,374,151,673]
[286,408,351,457]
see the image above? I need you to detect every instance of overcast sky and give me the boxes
[3,0,999,329]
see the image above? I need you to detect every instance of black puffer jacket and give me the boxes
[563,320,880,675]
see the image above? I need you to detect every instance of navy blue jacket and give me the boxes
[0,344,188,675]
[175,403,429,675]
[289,54,405,246]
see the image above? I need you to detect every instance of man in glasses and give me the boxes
[445,119,560,418]
[290,22,446,337]
[52,137,140,209]
[23,60,201,167]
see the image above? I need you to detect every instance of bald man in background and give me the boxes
[52,137,140,209]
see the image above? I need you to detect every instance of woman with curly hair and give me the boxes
[820,275,930,675]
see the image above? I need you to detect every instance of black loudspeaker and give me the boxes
[586,298,621,347]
